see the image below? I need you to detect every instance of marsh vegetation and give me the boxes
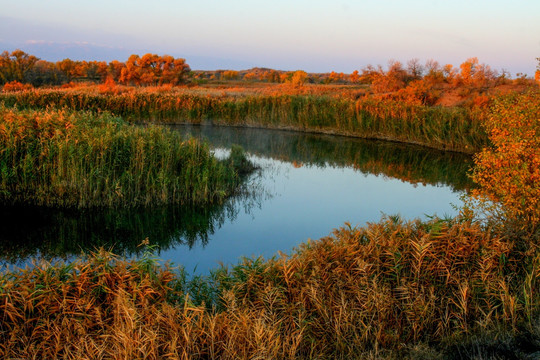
[0,51,539,358]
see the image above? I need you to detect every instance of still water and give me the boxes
[0,126,474,273]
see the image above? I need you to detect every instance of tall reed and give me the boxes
[0,216,538,359]
[0,88,489,153]
[0,106,249,208]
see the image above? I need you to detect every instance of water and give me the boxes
[0,125,474,273]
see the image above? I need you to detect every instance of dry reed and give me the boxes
[0,216,537,359]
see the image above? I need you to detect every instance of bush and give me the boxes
[471,91,540,237]
[2,80,32,92]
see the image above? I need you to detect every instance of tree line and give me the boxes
[0,50,191,86]
[1,49,538,95]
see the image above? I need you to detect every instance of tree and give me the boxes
[406,58,424,80]
[359,64,382,84]
[291,70,308,88]
[371,61,407,93]
[0,50,38,84]
[349,70,360,83]
[108,60,125,82]
[56,58,78,81]
[222,70,239,81]
[471,91,540,236]
[26,60,67,86]
[119,54,190,86]
[120,55,142,85]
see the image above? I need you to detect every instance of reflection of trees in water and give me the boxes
[1,126,473,266]
[0,182,264,266]
[178,124,475,192]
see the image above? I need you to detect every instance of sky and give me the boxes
[1,0,539,74]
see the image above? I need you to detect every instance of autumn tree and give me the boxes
[291,70,308,88]
[222,70,239,81]
[349,70,360,83]
[442,64,458,84]
[423,59,445,85]
[108,60,125,82]
[119,54,190,86]
[359,64,382,84]
[82,61,108,81]
[471,91,540,236]
[327,71,346,84]
[0,50,39,84]
[371,61,407,93]
[56,58,79,81]
[265,70,280,83]
[165,57,190,84]
[456,57,495,87]
[120,54,142,85]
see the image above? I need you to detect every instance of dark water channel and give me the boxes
[0,125,474,273]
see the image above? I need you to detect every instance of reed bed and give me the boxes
[0,106,249,208]
[0,88,489,153]
[1,216,538,359]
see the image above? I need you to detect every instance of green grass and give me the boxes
[0,105,252,208]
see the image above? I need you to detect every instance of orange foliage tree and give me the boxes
[349,70,360,83]
[290,70,308,88]
[471,91,540,235]
[457,57,495,88]
[119,54,190,86]
[222,70,239,81]
[0,50,39,84]
[371,61,409,93]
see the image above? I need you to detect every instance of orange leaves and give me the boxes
[290,70,308,88]
[471,91,540,229]
[119,53,190,86]
[98,76,120,95]
[2,80,32,92]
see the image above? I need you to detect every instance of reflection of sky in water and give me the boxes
[160,153,462,274]
[1,127,470,274]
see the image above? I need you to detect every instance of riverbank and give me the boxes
[0,106,252,208]
[0,216,538,359]
[0,86,488,153]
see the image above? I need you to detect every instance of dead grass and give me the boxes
[1,216,538,359]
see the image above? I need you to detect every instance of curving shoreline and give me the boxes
[0,88,489,154]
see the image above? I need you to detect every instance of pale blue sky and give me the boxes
[1,0,538,74]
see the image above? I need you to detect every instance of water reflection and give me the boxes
[176,125,474,192]
[0,185,263,267]
[0,125,474,268]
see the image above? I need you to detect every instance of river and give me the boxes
[0,125,474,273]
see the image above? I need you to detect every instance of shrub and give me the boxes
[471,91,540,237]
[2,80,32,92]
